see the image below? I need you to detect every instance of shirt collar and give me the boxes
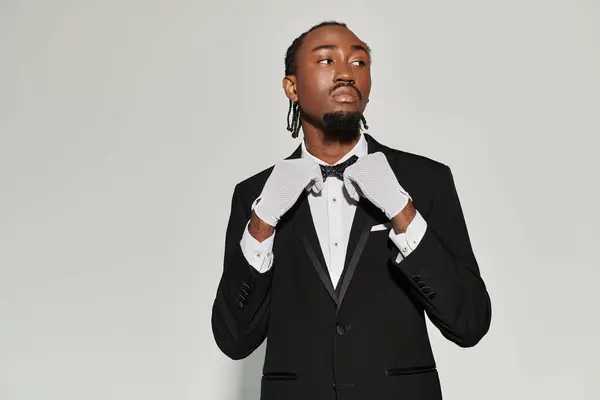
[301,133,368,166]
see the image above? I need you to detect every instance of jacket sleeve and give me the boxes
[211,183,273,360]
[391,165,492,347]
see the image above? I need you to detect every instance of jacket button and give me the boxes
[237,301,245,309]
[412,275,422,282]
[422,286,432,293]
[336,324,346,335]
[416,281,427,288]
[426,292,436,299]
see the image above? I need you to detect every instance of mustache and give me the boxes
[329,82,363,100]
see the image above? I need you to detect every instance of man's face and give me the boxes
[284,25,372,129]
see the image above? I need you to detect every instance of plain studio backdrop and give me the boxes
[1,1,599,399]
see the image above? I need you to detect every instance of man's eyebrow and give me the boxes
[352,44,371,54]
[311,44,337,52]
[311,44,371,54]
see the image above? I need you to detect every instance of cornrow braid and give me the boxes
[286,100,301,138]
[361,115,369,131]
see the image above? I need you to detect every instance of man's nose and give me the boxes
[333,64,355,84]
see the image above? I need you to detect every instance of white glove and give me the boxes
[343,152,412,220]
[254,158,324,227]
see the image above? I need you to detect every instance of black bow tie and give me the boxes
[320,155,359,181]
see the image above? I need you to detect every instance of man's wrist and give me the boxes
[391,201,416,234]
[248,211,275,242]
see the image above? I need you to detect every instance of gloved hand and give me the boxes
[254,158,324,227]
[343,152,412,220]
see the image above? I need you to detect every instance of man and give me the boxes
[211,21,491,400]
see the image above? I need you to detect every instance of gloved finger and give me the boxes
[305,164,323,194]
[307,180,319,194]
[306,177,322,194]
[343,173,360,202]
[313,171,324,193]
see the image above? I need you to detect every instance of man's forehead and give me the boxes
[301,25,368,51]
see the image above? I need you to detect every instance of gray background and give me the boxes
[1,1,599,399]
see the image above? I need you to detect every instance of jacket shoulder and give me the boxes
[376,143,454,204]
[236,165,273,190]
[381,142,449,175]
[231,165,274,209]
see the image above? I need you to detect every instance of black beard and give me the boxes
[321,111,362,142]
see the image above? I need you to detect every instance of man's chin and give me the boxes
[322,109,363,123]
[322,110,362,142]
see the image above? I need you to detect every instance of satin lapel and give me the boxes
[336,198,376,307]
[336,133,388,308]
[293,192,338,306]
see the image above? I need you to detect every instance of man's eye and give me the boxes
[352,60,366,66]
[318,59,333,64]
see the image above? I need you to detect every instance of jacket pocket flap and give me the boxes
[262,372,299,381]
[385,365,436,376]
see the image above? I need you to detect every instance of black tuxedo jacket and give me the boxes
[211,134,491,400]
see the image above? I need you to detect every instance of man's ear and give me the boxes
[282,76,298,102]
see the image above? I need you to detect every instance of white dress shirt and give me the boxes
[240,134,428,288]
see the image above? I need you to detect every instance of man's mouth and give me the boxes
[330,86,360,103]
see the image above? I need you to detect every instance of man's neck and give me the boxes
[303,129,361,165]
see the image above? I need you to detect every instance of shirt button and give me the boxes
[334,242,339,247]
[332,197,337,203]
[402,247,408,253]
[254,252,261,258]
